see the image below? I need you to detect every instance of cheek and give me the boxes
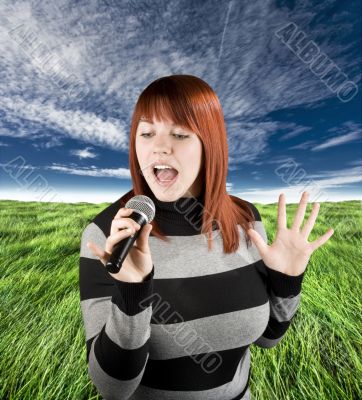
[181,144,202,175]
[135,140,147,161]
[188,142,203,163]
[135,140,140,157]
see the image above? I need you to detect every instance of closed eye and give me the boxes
[173,134,189,140]
[140,133,189,140]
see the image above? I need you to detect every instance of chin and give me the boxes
[154,186,184,201]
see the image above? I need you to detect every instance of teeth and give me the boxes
[154,165,173,169]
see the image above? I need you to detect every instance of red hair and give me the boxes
[127,74,257,254]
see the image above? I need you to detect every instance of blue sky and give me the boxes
[0,0,361,204]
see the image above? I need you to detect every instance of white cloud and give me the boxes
[235,187,362,204]
[348,159,362,166]
[289,140,317,150]
[0,0,360,203]
[32,136,63,149]
[227,121,310,167]
[287,121,362,151]
[45,163,131,178]
[70,147,98,159]
[0,0,360,154]
[307,165,362,180]
[312,131,361,150]
[233,166,362,203]
[279,126,312,141]
[2,184,360,205]
[0,96,129,150]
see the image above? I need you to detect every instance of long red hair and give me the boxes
[126,74,257,254]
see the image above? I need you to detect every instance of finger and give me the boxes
[134,223,153,252]
[247,228,268,258]
[105,227,138,253]
[301,202,320,238]
[309,228,334,252]
[277,193,287,230]
[87,241,109,265]
[291,191,309,231]
[113,207,134,221]
[111,218,141,236]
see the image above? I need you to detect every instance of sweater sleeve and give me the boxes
[79,222,155,400]
[247,203,305,349]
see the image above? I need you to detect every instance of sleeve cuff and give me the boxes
[264,263,305,297]
[111,265,155,315]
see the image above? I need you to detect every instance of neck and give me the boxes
[149,190,205,231]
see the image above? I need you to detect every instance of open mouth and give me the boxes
[153,167,179,186]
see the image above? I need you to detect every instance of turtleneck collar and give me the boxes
[149,190,205,229]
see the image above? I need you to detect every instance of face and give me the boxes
[135,117,204,202]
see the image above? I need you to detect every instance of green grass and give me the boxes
[0,199,361,399]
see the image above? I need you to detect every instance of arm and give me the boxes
[248,203,305,349]
[79,222,155,399]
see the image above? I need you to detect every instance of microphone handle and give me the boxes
[105,211,147,274]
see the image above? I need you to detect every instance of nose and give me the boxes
[152,135,172,154]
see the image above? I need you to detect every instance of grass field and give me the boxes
[0,199,361,399]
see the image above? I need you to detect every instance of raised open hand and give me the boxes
[247,191,334,276]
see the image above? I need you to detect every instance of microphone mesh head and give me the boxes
[125,195,155,223]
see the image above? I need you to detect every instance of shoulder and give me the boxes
[229,195,262,222]
[244,200,262,221]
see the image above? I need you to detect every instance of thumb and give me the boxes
[135,223,153,252]
[86,240,108,266]
[247,228,268,257]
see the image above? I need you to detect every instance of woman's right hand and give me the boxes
[86,207,154,282]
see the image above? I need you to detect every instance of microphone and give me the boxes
[105,195,156,274]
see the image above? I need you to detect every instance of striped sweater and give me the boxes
[79,189,305,400]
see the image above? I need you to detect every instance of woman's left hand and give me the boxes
[247,191,334,276]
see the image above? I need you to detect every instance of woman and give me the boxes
[79,75,334,399]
